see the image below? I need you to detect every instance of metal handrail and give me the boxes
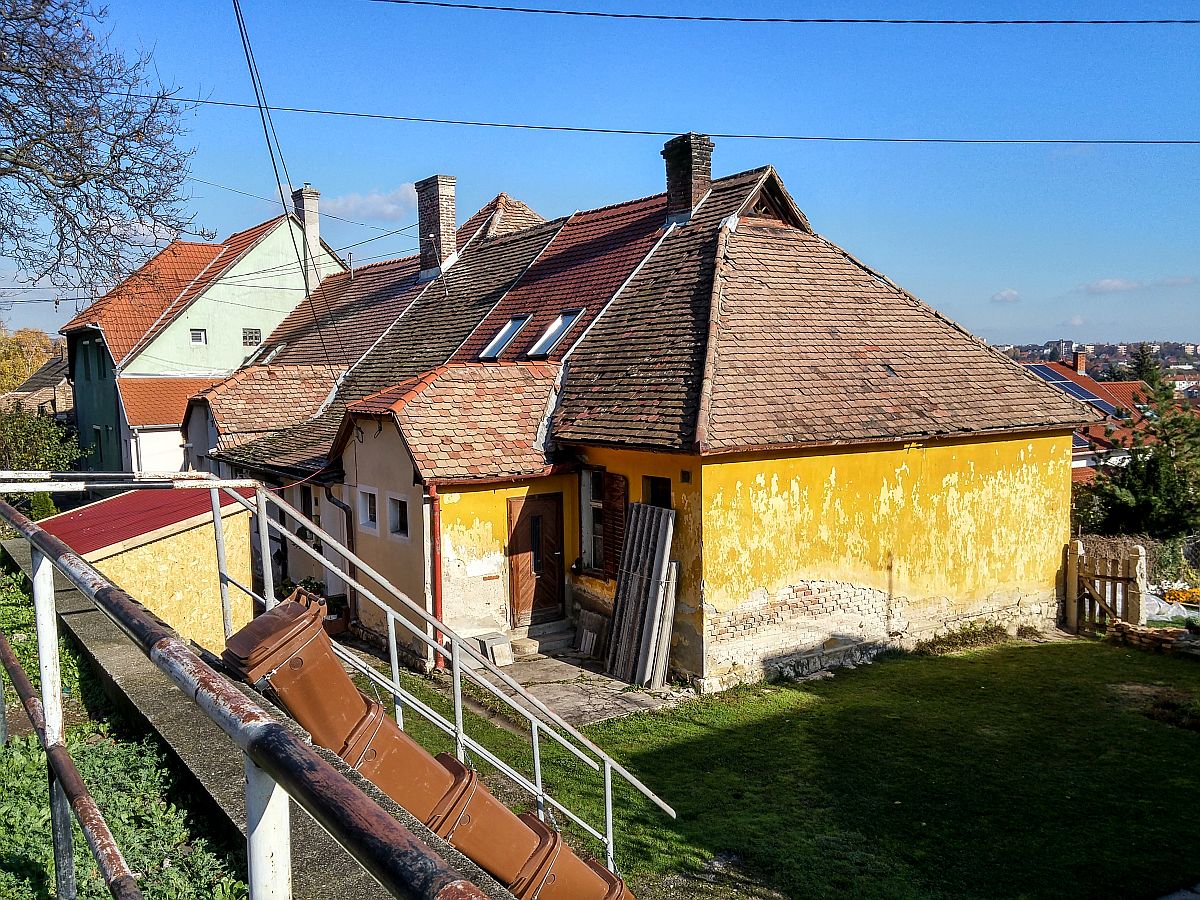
[0,495,488,900]
[220,483,676,871]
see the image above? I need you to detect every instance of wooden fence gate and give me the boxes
[1065,540,1148,632]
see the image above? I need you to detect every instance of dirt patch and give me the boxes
[1110,682,1200,732]
[630,854,787,900]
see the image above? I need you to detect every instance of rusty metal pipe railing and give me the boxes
[0,498,488,900]
[0,632,144,900]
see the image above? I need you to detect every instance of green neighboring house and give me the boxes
[62,186,344,473]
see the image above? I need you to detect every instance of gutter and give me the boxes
[323,486,358,622]
[427,484,446,669]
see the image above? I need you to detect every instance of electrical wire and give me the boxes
[132,92,1200,145]
[363,1,1200,26]
[187,175,415,233]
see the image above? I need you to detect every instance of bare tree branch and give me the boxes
[0,0,201,290]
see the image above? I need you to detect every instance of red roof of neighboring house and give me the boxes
[62,216,291,365]
[1071,466,1098,485]
[40,488,252,557]
[62,242,225,363]
[453,193,668,364]
[117,376,224,427]
[338,363,559,482]
[1028,363,1152,453]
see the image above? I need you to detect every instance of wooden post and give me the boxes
[1066,540,1082,633]
[1127,545,1146,626]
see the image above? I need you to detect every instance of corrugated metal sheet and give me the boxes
[605,502,675,684]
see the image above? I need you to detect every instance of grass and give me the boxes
[0,571,248,900]
[365,636,1200,899]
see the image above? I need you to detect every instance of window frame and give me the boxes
[579,467,606,575]
[357,486,379,532]
[190,328,208,346]
[81,340,92,381]
[478,315,532,360]
[527,308,584,358]
[643,475,673,510]
[242,327,262,348]
[386,492,410,541]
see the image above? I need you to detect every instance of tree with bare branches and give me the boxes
[1,0,199,289]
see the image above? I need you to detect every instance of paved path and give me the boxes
[479,650,689,727]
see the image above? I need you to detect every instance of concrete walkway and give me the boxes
[481,650,689,727]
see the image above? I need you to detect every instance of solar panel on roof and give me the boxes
[1073,434,1090,450]
[1027,364,1125,419]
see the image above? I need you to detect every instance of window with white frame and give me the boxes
[581,468,605,570]
[358,488,378,529]
[387,496,409,538]
[242,328,262,347]
[478,315,531,359]
[527,309,583,357]
[190,328,207,345]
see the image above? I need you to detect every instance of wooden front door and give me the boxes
[507,493,564,627]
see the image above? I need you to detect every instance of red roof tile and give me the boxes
[40,488,252,557]
[62,216,295,366]
[117,376,224,427]
[62,242,225,362]
[340,363,559,482]
[453,193,667,364]
[189,365,336,450]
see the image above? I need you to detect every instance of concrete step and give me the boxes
[510,620,575,657]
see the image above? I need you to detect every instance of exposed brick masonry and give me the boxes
[662,132,714,219]
[416,174,457,273]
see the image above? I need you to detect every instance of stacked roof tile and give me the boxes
[341,363,560,482]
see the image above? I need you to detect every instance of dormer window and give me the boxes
[478,315,531,360]
[527,309,583,357]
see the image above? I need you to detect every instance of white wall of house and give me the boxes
[122,220,341,377]
[132,427,187,472]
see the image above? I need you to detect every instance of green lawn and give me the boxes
[389,638,1200,900]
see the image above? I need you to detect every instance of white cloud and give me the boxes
[990,288,1020,304]
[1153,275,1196,288]
[1080,278,1142,294]
[322,185,417,222]
[1059,314,1086,327]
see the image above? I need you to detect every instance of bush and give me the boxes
[913,621,1010,656]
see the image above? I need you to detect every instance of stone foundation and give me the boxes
[694,578,1059,693]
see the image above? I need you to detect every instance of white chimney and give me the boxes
[291,183,321,292]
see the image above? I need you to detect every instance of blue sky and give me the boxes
[5,0,1198,345]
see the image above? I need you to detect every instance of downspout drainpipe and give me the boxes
[428,484,446,669]
[323,486,358,622]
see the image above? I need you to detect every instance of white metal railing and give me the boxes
[3,471,675,875]
[0,476,490,900]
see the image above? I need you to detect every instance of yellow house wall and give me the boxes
[698,431,1074,688]
[92,509,253,653]
[569,446,705,675]
[440,474,579,637]
[340,421,430,656]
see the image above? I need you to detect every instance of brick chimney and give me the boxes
[415,175,457,277]
[290,184,322,292]
[662,133,714,223]
[1073,350,1088,375]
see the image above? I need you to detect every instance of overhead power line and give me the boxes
[363,0,1200,26]
[144,92,1200,145]
[187,175,408,232]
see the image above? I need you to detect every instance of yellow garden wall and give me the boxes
[698,431,1074,688]
[439,474,579,636]
[91,508,253,653]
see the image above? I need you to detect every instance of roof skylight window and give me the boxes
[478,315,531,359]
[527,309,584,357]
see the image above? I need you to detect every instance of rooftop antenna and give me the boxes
[348,251,353,281]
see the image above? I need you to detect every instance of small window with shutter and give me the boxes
[580,468,627,580]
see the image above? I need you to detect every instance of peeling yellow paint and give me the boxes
[700,432,1074,614]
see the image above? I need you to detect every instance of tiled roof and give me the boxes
[457,193,546,250]
[12,354,69,393]
[691,223,1089,452]
[219,219,564,476]
[341,363,559,482]
[189,365,337,450]
[553,167,771,449]
[117,376,223,427]
[1026,363,1150,451]
[453,193,668,363]
[62,242,225,362]
[40,488,252,557]
[258,255,424,368]
[62,216,294,366]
